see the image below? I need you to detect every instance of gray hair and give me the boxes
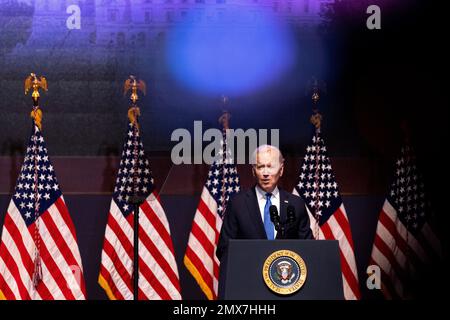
[251,144,285,166]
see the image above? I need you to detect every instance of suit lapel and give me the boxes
[245,187,267,238]
[276,189,289,239]
[279,189,288,224]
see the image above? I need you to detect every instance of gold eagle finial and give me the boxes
[24,73,48,130]
[124,76,146,130]
[25,73,48,100]
[123,75,146,104]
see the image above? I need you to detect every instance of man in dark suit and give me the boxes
[216,145,313,262]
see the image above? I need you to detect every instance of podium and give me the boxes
[221,239,344,300]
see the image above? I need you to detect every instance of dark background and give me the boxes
[0,0,448,299]
[0,0,446,160]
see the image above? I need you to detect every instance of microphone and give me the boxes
[269,205,280,226]
[269,205,284,238]
[287,205,296,225]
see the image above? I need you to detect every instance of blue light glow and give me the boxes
[166,11,297,96]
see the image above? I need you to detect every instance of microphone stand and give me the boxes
[270,205,296,239]
[271,216,285,239]
[278,223,286,239]
[273,214,296,240]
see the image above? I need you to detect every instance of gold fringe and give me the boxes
[184,255,215,300]
[310,112,322,129]
[31,107,43,130]
[98,274,118,300]
[128,106,140,131]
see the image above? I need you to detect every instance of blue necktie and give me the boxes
[264,193,274,240]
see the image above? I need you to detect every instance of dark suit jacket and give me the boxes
[216,186,313,261]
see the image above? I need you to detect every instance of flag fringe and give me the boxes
[30,108,42,130]
[184,255,214,300]
[98,274,117,300]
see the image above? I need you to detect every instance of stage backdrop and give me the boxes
[0,0,448,300]
[0,155,388,299]
[1,0,420,160]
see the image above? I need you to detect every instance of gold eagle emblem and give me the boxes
[123,75,146,103]
[124,76,146,130]
[24,73,48,130]
[24,73,48,98]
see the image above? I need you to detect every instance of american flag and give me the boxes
[98,122,181,300]
[370,145,442,299]
[0,124,86,300]
[184,135,240,300]
[293,131,361,300]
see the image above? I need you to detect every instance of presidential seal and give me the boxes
[262,250,307,295]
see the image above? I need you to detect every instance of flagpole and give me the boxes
[308,77,325,240]
[399,119,413,287]
[24,73,48,288]
[218,96,231,214]
[124,76,147,300]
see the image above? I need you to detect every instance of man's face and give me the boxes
[253,150,284,193]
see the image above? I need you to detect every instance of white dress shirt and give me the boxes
[255,185,280,238]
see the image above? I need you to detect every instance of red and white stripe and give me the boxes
[0,197,86,300]
[99,192,181,300]
[293,189,361,300]
[370,199,442,299]
[184,187,221,300]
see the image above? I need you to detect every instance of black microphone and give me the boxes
[269,205,280,226]
[287,205,296,225]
